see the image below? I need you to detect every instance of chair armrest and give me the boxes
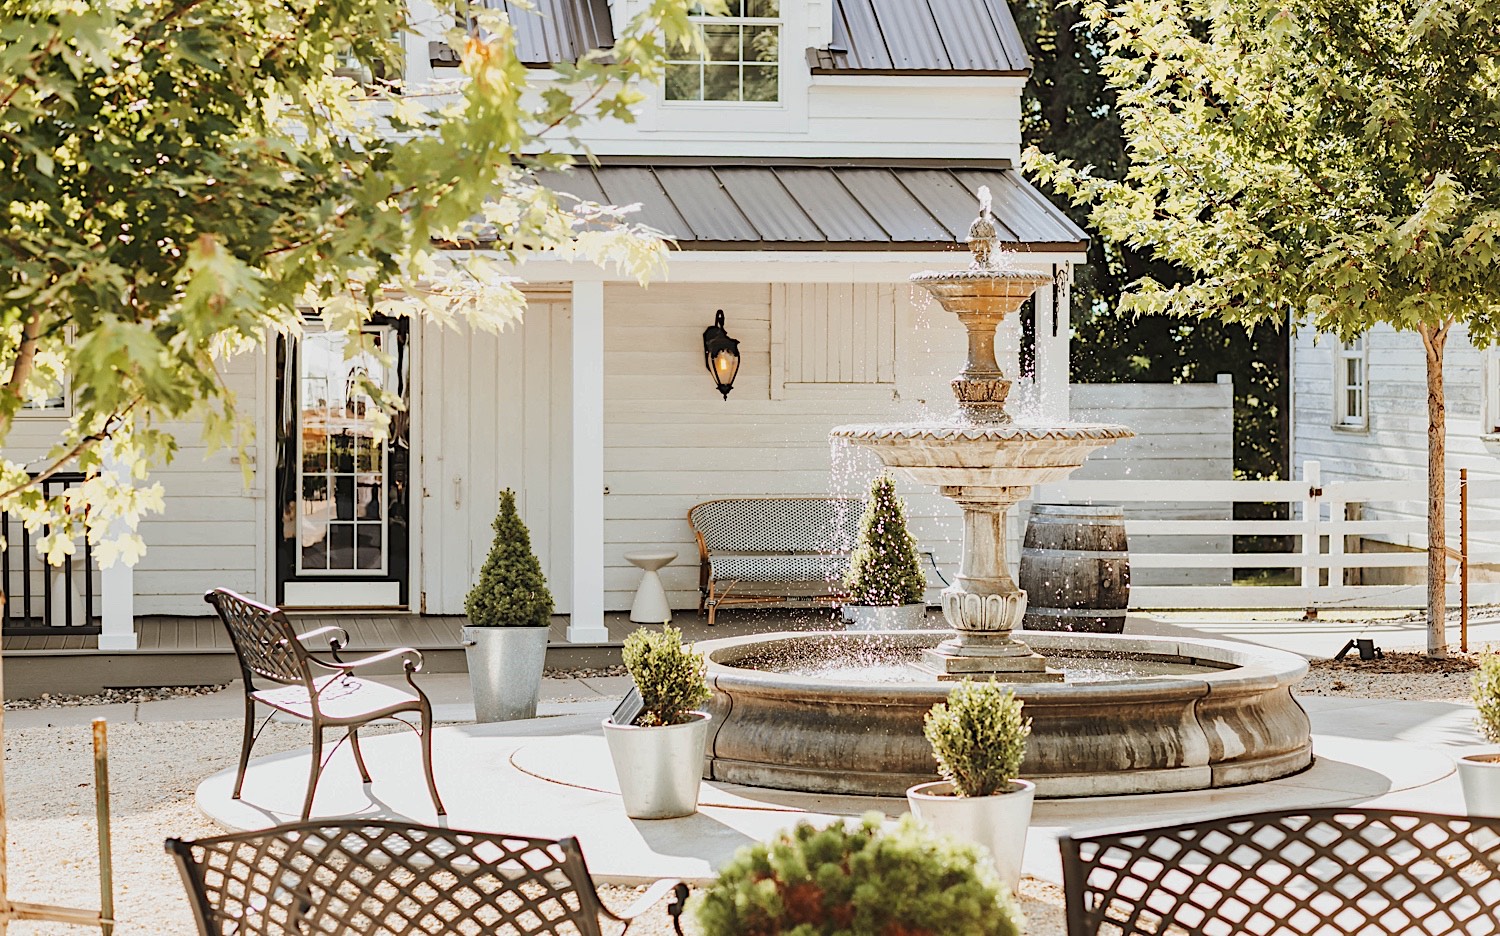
[321,646,425,673]
[295,625,350,652]
[601,879,689,935]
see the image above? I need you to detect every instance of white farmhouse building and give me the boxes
[5,0,1232,665]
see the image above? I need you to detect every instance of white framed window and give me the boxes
[1334,335,1368,429]
[665,1,780,104]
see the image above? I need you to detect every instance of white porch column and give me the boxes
[569,279,609,644]
[98,456,137,650]
[1034,264,1072,420]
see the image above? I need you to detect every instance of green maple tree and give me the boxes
[1026,0,1500,654]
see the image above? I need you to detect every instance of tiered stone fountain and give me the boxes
[698,188,1312,798]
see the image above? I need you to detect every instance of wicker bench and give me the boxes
[1060,807,1500,936]
[688,497,945,626]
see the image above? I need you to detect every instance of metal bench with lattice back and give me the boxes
[688,497,945,626]
[166,819,689,936]
[1060,807,1500,936]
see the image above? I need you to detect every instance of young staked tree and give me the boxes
[1027,0,1500,655]
[0,0,710,568]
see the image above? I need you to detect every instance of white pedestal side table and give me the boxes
[625,551,677,624]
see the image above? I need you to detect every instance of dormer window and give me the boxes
[665,1,780,103]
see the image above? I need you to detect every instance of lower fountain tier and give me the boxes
[700,631,1312,798]
[829,422,1134,488]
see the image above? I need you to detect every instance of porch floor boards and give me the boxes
[1,606,850,655]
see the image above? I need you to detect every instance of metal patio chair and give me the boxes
[1060,807,1500,936]
[204,589,445,821]
[166,819,689,936]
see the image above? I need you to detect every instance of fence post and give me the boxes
[1301,461,1323,594]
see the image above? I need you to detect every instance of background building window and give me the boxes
[665,1,780,103]
[1335,336,1368,429]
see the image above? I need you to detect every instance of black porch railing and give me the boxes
[1,472,100,635]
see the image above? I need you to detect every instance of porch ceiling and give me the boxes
[535,158,1089,252]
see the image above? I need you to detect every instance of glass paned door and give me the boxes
[297,328,390,574]
[275,320,411,608]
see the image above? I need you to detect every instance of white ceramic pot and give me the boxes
[603,711,713,820]
[461,625,549,722]
[907,779,1035,894]
[842,603,930,630]
[1458,752,1500,818]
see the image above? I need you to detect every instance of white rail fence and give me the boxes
[1036,460,1500,610]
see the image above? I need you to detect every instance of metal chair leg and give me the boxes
[419,705,446,816]
[348,729,373,784]
[301,723,324,822]
[233,693,255,800]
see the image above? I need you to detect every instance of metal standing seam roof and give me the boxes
[468,0,614,67]
[533,160,1087,251]
[809,0,1032,75]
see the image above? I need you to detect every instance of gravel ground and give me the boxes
[1298,651,1483,701]
[4,684,229,710]
[2,656,1485,935]
[0,715,1066,935]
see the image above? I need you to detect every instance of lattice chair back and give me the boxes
[1060,808,1500,936]
[205,588,315,688]
[167,820,613,936]
[688,497,865,554]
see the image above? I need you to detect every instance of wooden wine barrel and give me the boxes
[1018,504,1130,633]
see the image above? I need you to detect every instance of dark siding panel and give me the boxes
[925,0,1010,71]
[536,167,610,207]
[816,0,1028,74]
[897,170,998,242]
[487,0,613,65]
[867,0,950,70]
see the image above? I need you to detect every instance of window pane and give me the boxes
[665,63,701,100]
[703,23,740,61]
[356,476,382,519]
[356,525,383,570]
[335,475,355,520]
[742,64,778,101]
[1346,358,1362,389]
[328,524,355,569]
[702,64,739,101]
[746,25,778,62]
[746,0,778,15]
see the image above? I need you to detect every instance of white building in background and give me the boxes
[7,0,1233,646]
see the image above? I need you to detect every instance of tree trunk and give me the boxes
[1419,321,1451,657]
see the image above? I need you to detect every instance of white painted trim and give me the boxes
[283,580,402,608]
[810,74,1030,90]
[569,280,609,643]
[1033,265,1070,419]
[502,251,1087,284]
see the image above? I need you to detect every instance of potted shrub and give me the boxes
[694,813,1023,936]
[1460,652,1500,817]
[841,475,928,629]
[603,625,712,819]
[906,678,1034,893]
[462,489,554,722]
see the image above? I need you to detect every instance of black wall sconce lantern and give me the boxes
[703,309,741,400]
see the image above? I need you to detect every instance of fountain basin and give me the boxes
[830,423,1134,489]
[700,631,1312,798]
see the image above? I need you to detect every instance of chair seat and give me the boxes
[252,674,419,722]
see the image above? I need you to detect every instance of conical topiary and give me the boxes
[465,489,554,627]
[843,475,926,607]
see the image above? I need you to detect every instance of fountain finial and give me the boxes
[967,185,998,269]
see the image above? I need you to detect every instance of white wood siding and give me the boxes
[770,283,897,396]
[417,299,574,615]
[1291,322,1500,562]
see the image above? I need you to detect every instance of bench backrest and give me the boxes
[167,820,611,936]
[1060,807,1500,936]
[689,498,864,554]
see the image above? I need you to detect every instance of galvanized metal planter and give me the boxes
[462,625,549,722]
[602,712,712,819]
[1458,752,1500,817]
[907,779,1034,894]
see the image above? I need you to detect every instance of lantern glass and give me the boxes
[702,310,741,400]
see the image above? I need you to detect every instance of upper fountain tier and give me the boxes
[832,185,1131,485]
